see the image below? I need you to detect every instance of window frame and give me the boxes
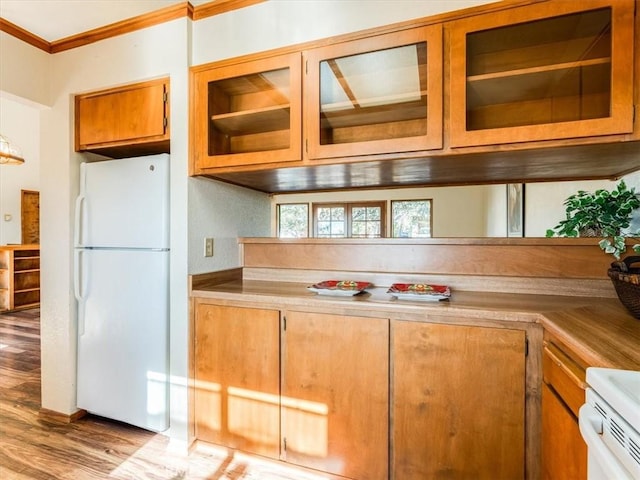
[313,201,386,238]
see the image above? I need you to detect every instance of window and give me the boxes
[314,202,385,238]
[276,199,431,238]
[277,204,309,238]
[392,200,432,237]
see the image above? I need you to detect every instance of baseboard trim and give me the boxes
[39,408,87,424]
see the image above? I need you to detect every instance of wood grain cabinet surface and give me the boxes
[392,320,526,480]
[75,78,170,158]
[192,297,540,479]
[448,0,635,147]
[282,311,389,480]
[194,303,281,459]
[541,334,588,480]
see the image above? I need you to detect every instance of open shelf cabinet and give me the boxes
[0,245,40,312]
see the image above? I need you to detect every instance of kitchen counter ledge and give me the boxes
[190,275,640,370]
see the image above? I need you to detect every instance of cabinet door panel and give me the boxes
[306,25,443,159]
[541,383,587,480]
[194,304,280,459]
[76,80,168,148]
[449,0,634,147]
[192,53,302,170]
[392,321,525,479]
[282,311,389,479]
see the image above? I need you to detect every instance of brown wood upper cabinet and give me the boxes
[75,78,170,157]
[305,25,443,159]
[192,53,302,170]
[448,0,635,147]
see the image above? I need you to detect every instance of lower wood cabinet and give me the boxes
[392,320,526,479]
[193,301,532,479]
[282,311,389,479]
[194,303,281,459]
[541,335,588,480]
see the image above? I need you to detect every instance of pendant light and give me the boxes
[0,134,25,164]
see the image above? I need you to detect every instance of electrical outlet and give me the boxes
[204,237,214,257]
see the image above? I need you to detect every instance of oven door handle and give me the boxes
[579,403,633,480]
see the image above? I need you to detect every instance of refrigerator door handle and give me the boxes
[74,249,86,335]
[74,194,85,247]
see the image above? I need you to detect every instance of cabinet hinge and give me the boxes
[163,117,168,128]
[283,315,287,331]
[163,91,168,103]
[305,60,308,74]
[283,437,287,452]
[305,139,308,153]
[525,337,529,357]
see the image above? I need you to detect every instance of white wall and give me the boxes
[0,94,42,244]
[0,32,50,106]
[193,0,493,64]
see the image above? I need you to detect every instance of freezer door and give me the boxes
[76,249,169,432]
[76,154,169,249]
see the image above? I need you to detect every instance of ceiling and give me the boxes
[0,0,211,42]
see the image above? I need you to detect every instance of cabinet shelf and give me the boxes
[15,287,40,294]
[467,58,611,107]
[211,104,291,136]
[321,94,427,130]
[15,269,40,274]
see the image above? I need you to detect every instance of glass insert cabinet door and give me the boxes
[449,0,635,147]
[192,52,302,170]
[305,25,443,159]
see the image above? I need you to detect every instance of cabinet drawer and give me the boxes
[542,342,587,417]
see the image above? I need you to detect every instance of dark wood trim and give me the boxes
[39,408,87,424]
[0,18,50,53]
[193,0,268,21]
[189,268,243,290]
[50,2,191,53]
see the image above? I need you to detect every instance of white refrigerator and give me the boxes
[74,153,170,432]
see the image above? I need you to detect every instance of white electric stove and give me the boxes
[579,367,640,480]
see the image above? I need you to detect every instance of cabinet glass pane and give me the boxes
[465,8,612,130]
[319,42,428,145]
[208,68,291,155]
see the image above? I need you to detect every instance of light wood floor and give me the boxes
[0,309,336,480]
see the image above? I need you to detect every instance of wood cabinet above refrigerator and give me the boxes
[75,78,170,158]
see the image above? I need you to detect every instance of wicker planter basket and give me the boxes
[608,256,640,319]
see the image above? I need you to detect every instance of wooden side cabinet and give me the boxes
[392,320,526,480]
[193,303,281,459]
[541,333,588,480]
[0,245,40,312]
[449,0,635,147]
[75,78,170,158]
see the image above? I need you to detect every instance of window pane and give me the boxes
[352,207,366,221]
[392,200,431,238]
[278,204,308,238]
[331,207,345,221]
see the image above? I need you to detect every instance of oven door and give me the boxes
[578,402,634,480]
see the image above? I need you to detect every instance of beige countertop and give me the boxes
[191,278,640,371]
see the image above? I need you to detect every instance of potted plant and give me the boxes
[546,180,640,318]
[545,180,640,258]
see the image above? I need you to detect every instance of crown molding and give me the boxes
[0,18,50,53]
[193,0,267,20]
[0,0,267,54]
